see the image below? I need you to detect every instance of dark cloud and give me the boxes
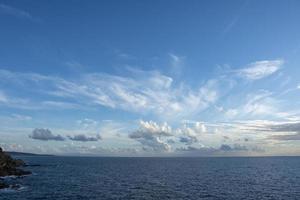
[219,144,232,151]
[68,134,102,142]
[244,121,300,141]
[176,146,218,156]
[167,139,175,144]
[269,122,300,132]
[269,133,300,141]
[29,128,65,141]
[219,144,248,151]
[223,136,230,140]
[179,136,198,145]
[176,143,261,156]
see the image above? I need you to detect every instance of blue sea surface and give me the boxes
[1,156,300,200]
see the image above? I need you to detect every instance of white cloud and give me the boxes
[11,114,32,121]
[225,109,238,118]
[129,120,172,152]
[237,59,283,80]
[243,90,276,116]
[169,53,185,76]
[0,91,7,102]
[0,69,219,120]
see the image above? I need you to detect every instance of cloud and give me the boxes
[176,146,218,155]
[76,118,99,130]
[0,4,38,21]
[11,114,32,121]
[41,101,79,109]
[176,122,207,145]
[269,133,300,141]
[223,90,282,119]
[219,144,248,151]
[269,122,300,132]
[128,120,211,151]
[176,143,257,156]
[265,122,300,141]
[179,137,197,145]
[0,91,8,103]
[169,53,185,76]
[29,128,65,141]
[242,121,300,134]
[237,59,283,80]
[234,120,300,141]
[129,121,172,152]
[0,69,220,120]
[243,90,277,116]
[68,134,102,142]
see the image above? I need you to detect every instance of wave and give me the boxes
[0,174,31,180]
[0,184,27,193]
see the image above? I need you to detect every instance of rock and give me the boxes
[0,181,9,189]
[0,147,31,190]
[0,147,31,177]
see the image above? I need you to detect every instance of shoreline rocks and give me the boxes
[0,147,31,189]
[0,181,9,189]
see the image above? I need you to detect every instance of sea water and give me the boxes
[1,156,299,200]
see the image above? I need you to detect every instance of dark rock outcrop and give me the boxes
[0,181,9,189]
[0,147,31,189]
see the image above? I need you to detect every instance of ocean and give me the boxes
[1,156,300,200]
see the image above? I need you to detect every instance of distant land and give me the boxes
[7,151,54,157]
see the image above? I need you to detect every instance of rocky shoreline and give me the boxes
[0,147,31,189]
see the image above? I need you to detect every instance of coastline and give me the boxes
[0,147,31,190]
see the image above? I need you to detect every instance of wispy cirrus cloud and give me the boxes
[0,4,39,22]
[169,53,185,76]
[0,68,220,120]
[237,59,283,80]
[232,120,300,142]
[0,91,8,102]
[270,133,300,141]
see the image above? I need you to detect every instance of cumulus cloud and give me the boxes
[237,59,283,80]
[176,122,207,145]
[179,137,197,145]
[68,134,102,142]
[29,128,65,141]
[129,121,172,152]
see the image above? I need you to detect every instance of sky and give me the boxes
[0,0,300,156]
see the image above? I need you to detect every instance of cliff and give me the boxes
[0,147,31,189]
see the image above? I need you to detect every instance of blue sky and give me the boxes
[0,0,300,156]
